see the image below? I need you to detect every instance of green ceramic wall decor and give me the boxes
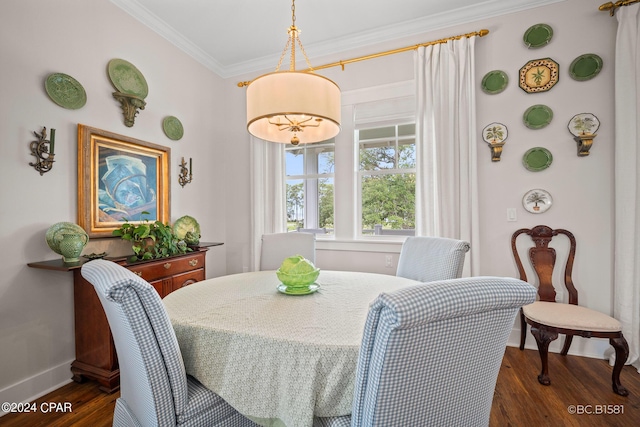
[523,24,554,48]
[163,116,184,140]
[107,59,149,98]
[45,73,87,109]
[522,147,553,171]
[481,70,509,94]
[569,54,603,81]
[523,104,553,129]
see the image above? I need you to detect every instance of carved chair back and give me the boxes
[511,225,578,305]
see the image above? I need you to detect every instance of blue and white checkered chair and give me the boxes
[314,276,536,427]
[81,259,259,427]
[396,236,470,282]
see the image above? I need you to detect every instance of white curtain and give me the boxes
[613,3,640,370]
[414,37,480,276]
[249,137,286,271]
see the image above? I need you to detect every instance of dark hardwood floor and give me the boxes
[1,347,638,426]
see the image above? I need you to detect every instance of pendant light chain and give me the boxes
[274,0,314,72]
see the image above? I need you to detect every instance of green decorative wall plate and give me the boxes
[45,73,87,109]
[481,70,509,94]
[523,24,553,48]
[163,116,184,140]
[523,104,553,129]
[523,147,553,172]
[569,54,603,81]
[108,58,149,98]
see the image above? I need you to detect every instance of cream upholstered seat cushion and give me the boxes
[523,301,622,332]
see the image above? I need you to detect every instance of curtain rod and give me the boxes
[599,0,640,16]
[237,28,489,88]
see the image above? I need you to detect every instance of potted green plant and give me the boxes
[112,212,190,262]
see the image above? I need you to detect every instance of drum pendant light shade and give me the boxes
[246,71,341,145]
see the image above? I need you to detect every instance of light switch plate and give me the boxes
[507,208,517,222]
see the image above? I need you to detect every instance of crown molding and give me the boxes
[112,0,566,79]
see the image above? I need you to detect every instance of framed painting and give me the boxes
[78,124,170,238]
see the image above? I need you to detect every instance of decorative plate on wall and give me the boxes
[163,116,184,140]
[569,54,603,81]
[522,147,553,171]
[481,70,509,94]
[523,104,553,129]
[523,23,554,48]
[107,58,149,99]
[568,113,600,137]
[44,73,87,109]
[482,122,508,144]
[522,189,552,213]
[519,58,559,93]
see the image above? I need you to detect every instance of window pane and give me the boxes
[361,172,416,233]
[359,126,395,140]
[398,123,415,136]
[286,150,304,176]
[318,147,334,174]
[286,179,304,230]
[359,141,396,170]
[319,177,334,232]
[398,139,416,169]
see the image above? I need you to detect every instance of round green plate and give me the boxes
[523,23,554,48]
[569,54,603,81]
[523,104,553,129]
[277,283,320,295]
[45,73,87,109]
[173,215,200,240]
[108,58,149,98]
[163,116,184,140]
[481,70,508,94]
[523,147,553,172]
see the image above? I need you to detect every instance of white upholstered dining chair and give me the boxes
[396,236,470,282]
[260,231,316,270]
[81,259,259,427]
[314,276,536,427]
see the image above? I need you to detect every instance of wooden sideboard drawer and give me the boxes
[124,251,205,282]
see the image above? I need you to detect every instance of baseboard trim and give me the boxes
[0,359,74,417]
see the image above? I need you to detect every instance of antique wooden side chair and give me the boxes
[511,225,629,396]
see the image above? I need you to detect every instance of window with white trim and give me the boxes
[285,140,335,234]
[357,123,416,236]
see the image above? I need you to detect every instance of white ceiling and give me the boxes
[111,0,565,78]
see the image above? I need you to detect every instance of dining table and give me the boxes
[162,269,421,427]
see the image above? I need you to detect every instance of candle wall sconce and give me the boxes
[482,123,508,162]
[29,127,56,175]
[568,113,599,156]
[178,157,193,187]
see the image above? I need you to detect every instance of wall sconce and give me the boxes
[113,92,146,127]
[568,113,599,156]
[178,157,192,187]
[29,127,55,175]
[482,123,508,162]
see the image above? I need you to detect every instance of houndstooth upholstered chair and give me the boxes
[314,276,536,427]
[396,236,470,282]
[81,259,259,427]
[260,232,316,270]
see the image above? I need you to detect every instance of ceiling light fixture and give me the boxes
[245,0,341,146]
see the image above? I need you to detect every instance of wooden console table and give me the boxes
[28,242,222,393]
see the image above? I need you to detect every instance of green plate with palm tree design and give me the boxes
[523,104,553,129]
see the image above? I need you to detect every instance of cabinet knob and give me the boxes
[164,263,172,269]
[189,259,198,267]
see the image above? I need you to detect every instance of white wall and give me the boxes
[0,0,620,410]
[223,0,618,356]
[0,0,227,406]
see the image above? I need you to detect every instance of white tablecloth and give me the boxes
[163,270,420,427]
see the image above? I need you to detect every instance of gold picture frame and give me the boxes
[77,124,170,238]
